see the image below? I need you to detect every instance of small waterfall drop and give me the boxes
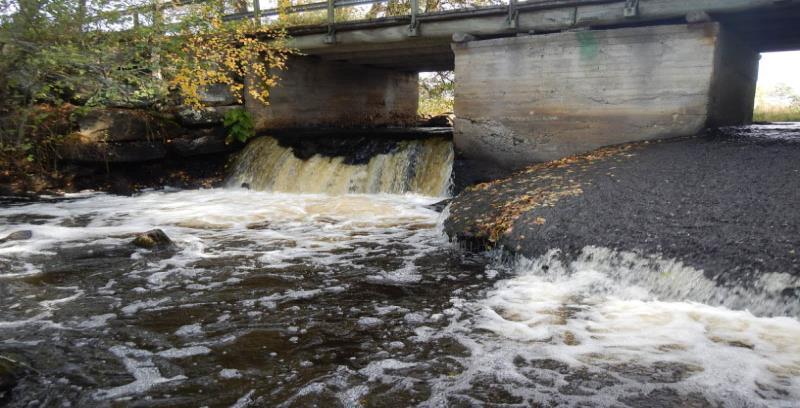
[227,136,454,196]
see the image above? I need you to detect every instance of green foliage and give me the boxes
[419,71,454,117]
[0,0,296,173]
[223,108,255,144]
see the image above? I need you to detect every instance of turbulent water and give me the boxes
[227,137,454,196]
[1,189,798,407]
[0,135,799,407]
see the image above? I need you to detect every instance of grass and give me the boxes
[753,106,800,122]
[418,95,453,118]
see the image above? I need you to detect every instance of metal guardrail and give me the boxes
[105,0,514,32]
[101,0,632,42]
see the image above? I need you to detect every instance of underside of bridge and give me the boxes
[246,1,800,168]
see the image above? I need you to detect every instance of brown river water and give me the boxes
[0,136,798,407]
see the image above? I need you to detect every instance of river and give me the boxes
[0,136,798,407]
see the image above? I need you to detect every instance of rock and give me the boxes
[170,127,234,157]
[76,109,171,143]
[422,114,454,127]
[108,177,135,196]
[132,229,173,249]
[445,127,800,288]
[0,230,33,244]
[58,134,167,163]
[452,158,510,194]
[427,199,451,212]
[246,221,271,230]
[0,356,24,404]
[197,84,242,107]
[176,105,242,127]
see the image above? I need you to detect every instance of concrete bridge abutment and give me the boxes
[246,56,419,132]
[452,22,759,170]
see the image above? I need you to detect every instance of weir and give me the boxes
[228,136,454,196]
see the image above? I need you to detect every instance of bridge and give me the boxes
[135,0,800,169]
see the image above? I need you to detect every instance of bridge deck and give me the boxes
[280,0,800,71]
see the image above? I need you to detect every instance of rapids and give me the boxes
[0,189,798,407]
[0,135,798,407]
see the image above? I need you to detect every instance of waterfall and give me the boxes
[227,136,454,196]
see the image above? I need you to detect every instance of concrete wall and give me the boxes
[709,28,760,126]
[246,56,419,131]
[452,23,759,170]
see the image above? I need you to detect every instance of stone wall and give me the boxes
[452,23,759,170]
[246,56,419,131]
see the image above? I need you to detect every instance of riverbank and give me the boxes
[444,123,800,281]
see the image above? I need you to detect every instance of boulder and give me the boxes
[58,134,167,163]
[197,84,242,107]
[170,127,234,157]
[445,128,800,290]
[132,229,173,249]
[0,230,32,244]
[176,105,242,127]
[76,109,172,143]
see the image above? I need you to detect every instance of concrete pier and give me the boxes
[452,23,759,170]
[246,56,419,131]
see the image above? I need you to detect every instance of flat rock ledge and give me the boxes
[444,125,800,280]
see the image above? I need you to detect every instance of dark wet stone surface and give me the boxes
[0,230,32,244]
[271,129,451,165]
[131,229,174,249]
[445,124,800,280]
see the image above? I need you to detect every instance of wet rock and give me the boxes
[0,357,24,404]
[76,109,172,143]
[445,126,800,281]
[451,158,510,194]
[58,134,167,163]
[197,84,242,107]
[170,127,234,157]
[176,105,242,127]
[427,199,451,212]
[132,229,173,249]
[246,221,272,230]
[0,230,32,244]
[108,177,136,196]
[422,113,454,127]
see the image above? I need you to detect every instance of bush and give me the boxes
[223,109,256,144]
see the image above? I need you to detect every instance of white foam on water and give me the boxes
[77,313,116,329]
[94,346,186,400]
[219,368,242,379]
[121,298,171,316]
[0,189,445,294]
[420,247,800,406]
[0,188,454,403]
[157,346,211,359]
[175,323,203,337]
[230,389,256,408]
